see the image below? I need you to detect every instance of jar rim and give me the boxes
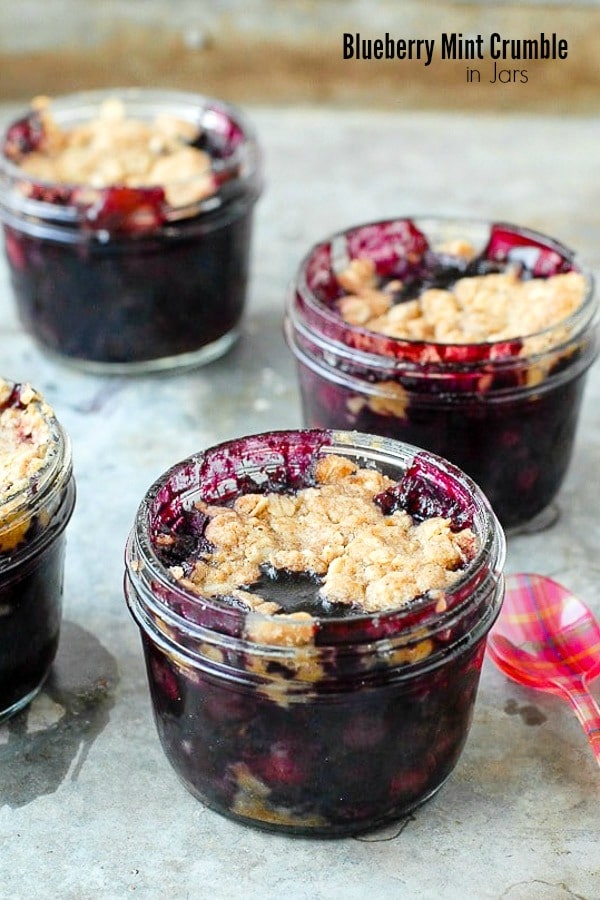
[125,564,504,685]
[292,215,597,368]
[125,429,506,647]
[0,87,263,229]
[285,304,599,401]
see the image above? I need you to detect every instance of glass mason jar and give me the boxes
[124,429,505,836]
[285,217,599,531]
[0,380,76,722]
[0,88,263,373]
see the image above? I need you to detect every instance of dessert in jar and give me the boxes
[124,429,505,835]
[285,217,599,531]
[0,378,75,722]
[0,89,263,372]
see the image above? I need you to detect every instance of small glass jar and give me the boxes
[0,89,263,373]
[124,429,505,836]
[285,217,599,531]
[0,380,76,722]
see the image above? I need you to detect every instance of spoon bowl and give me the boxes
[488,572,600,765]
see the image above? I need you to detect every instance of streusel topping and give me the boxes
[0,380,55,504]
[336,254,586,353]
[16,96,215,207]
[169,454,477,615]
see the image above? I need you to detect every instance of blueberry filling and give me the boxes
[145,634,486,833]
[242,566,361,618]
[374,248,518,306]
[374,456,476,530]
[154,446,476,618]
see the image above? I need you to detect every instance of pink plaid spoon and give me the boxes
[487,572,600,766]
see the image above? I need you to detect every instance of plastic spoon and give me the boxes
[487,572,600,766]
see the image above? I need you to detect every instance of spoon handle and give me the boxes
[562,684,600,766]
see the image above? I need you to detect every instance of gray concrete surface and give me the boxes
[0,104,599,899]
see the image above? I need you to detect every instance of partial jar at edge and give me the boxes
[285,217,599,531]
[124,428,505,836]
[0,380,76,722]
[0,89,263,373]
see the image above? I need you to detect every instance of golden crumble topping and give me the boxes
[170,454,477,616]
[17,96,215,207]
[336,254,586,352]
[0,380,55,505]
[230,762,328,828]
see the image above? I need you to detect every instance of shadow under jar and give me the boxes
[0,380,75,722]
[285,218,599,531]
[0,89,263,373]
[124,428,505,836]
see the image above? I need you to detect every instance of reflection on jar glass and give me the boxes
[125,429,505,835]
[0,89,263,373]
[285,217,599,531]
[0,379,76,722]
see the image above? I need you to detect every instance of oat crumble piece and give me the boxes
[335,255,586,350]
[169,455,477,620]
[337,257,378,294]
[17,96,215,207]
